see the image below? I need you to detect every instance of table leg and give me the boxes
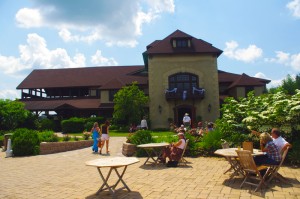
[95,166,131,197]
[96,167,113,195]
[152,148,164,165]
[143,149,156,165]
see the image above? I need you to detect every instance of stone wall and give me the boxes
[40,140,93,155]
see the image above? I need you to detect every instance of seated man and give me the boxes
[254,132,281,166]
[271,128,292,152]
[160,132,186,166]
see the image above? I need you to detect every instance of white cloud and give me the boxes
[223,41,263,63]
[15,8,43,28]
[254,72,282,88]
[254,72,267,79]
[15,0,175,47]
[91,50,118,66]
[0,89,20,100]
[0,33,87,75]
[287,0,300,18]
[290,53,300,71]
[265,51,300,71]
[264,51,290,65]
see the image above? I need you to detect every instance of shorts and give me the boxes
[101,134,109,141]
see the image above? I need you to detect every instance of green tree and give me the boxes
[0,99,30,130]
[269,74,300,95]
[113,82,149,126]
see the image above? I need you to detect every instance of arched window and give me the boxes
[169,73,198,92]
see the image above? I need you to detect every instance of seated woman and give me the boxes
[160,132,186,166]
[254,132,281,166]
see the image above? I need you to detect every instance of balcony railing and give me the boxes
[165,87,205,101]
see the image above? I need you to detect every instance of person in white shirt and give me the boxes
[271,128,292,152]
[182,113,191,128]
[140,116,148,130]
[160,132,186,165]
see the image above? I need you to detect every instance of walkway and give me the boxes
[0,137,299,199]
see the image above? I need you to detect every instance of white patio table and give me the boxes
[85,157,139,198]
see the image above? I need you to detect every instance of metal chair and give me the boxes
[236,150,271,192]
[178,139,189,166]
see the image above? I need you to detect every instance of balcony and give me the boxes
[165,87,205,101]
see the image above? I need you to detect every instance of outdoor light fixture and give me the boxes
[158,105,162,114]
[208,104,212,112]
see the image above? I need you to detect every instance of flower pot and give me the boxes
[122,142,137,157]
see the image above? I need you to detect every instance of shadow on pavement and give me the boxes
[85,190,143,199]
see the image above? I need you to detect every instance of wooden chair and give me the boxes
[221,141,239,174]
[242,141,253,153]
[266,146,289,183]
[236,150,270,192]
[178,139,189,166]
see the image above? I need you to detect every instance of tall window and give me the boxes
[169,73,198,91]
[109,90,118,101]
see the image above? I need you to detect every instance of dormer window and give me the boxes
[172,38,191,48]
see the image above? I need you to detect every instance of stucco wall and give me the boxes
[236,87,245,98]
[254,86,265,95]
[148,55,220,129]
[100,90,109,103]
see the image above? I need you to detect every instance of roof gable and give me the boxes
[146,29,223,57]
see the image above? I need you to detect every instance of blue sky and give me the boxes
[1,0,300,99]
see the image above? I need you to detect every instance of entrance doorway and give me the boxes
[176,107,192,126]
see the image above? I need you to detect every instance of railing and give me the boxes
[165,87,205,100]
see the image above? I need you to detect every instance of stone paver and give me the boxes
[0,137,299,199]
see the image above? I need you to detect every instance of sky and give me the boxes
[1,0,300,100]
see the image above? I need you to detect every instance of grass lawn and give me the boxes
[67,130,175,138]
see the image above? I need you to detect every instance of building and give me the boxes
[17,30,270,128]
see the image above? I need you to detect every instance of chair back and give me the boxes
[236,150,257,173]
[279,146,289,167]
[182,139,189,155]
[242,141,253,153]
[178,139,189,166]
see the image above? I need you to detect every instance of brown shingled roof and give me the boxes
[218,70,270,86]
[22,99,102,111]
[146,29,223,57]
[228,73,266,88]
[17,66,147,89]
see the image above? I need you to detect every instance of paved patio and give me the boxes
[0,137,299,199]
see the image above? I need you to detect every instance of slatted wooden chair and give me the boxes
[221,141,239,174]
[266,146,289,183]
[236,150,271,192]
[178,139,189,166]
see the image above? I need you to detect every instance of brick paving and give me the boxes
[0,137,300,199]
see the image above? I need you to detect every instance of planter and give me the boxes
[40,140,93,155]
[122,142,137,157]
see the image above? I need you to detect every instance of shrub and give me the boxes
[85,116,105,125]
[84,121,94,132]
[62,134,71,142]
[199,128,222,155]
[61,117,85,134]
[288,139,300,166]
[38,131,59,142]
[83,132,91,140]
[38,118,56,131]
[11,128,40,156]
[129,130,154,157]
